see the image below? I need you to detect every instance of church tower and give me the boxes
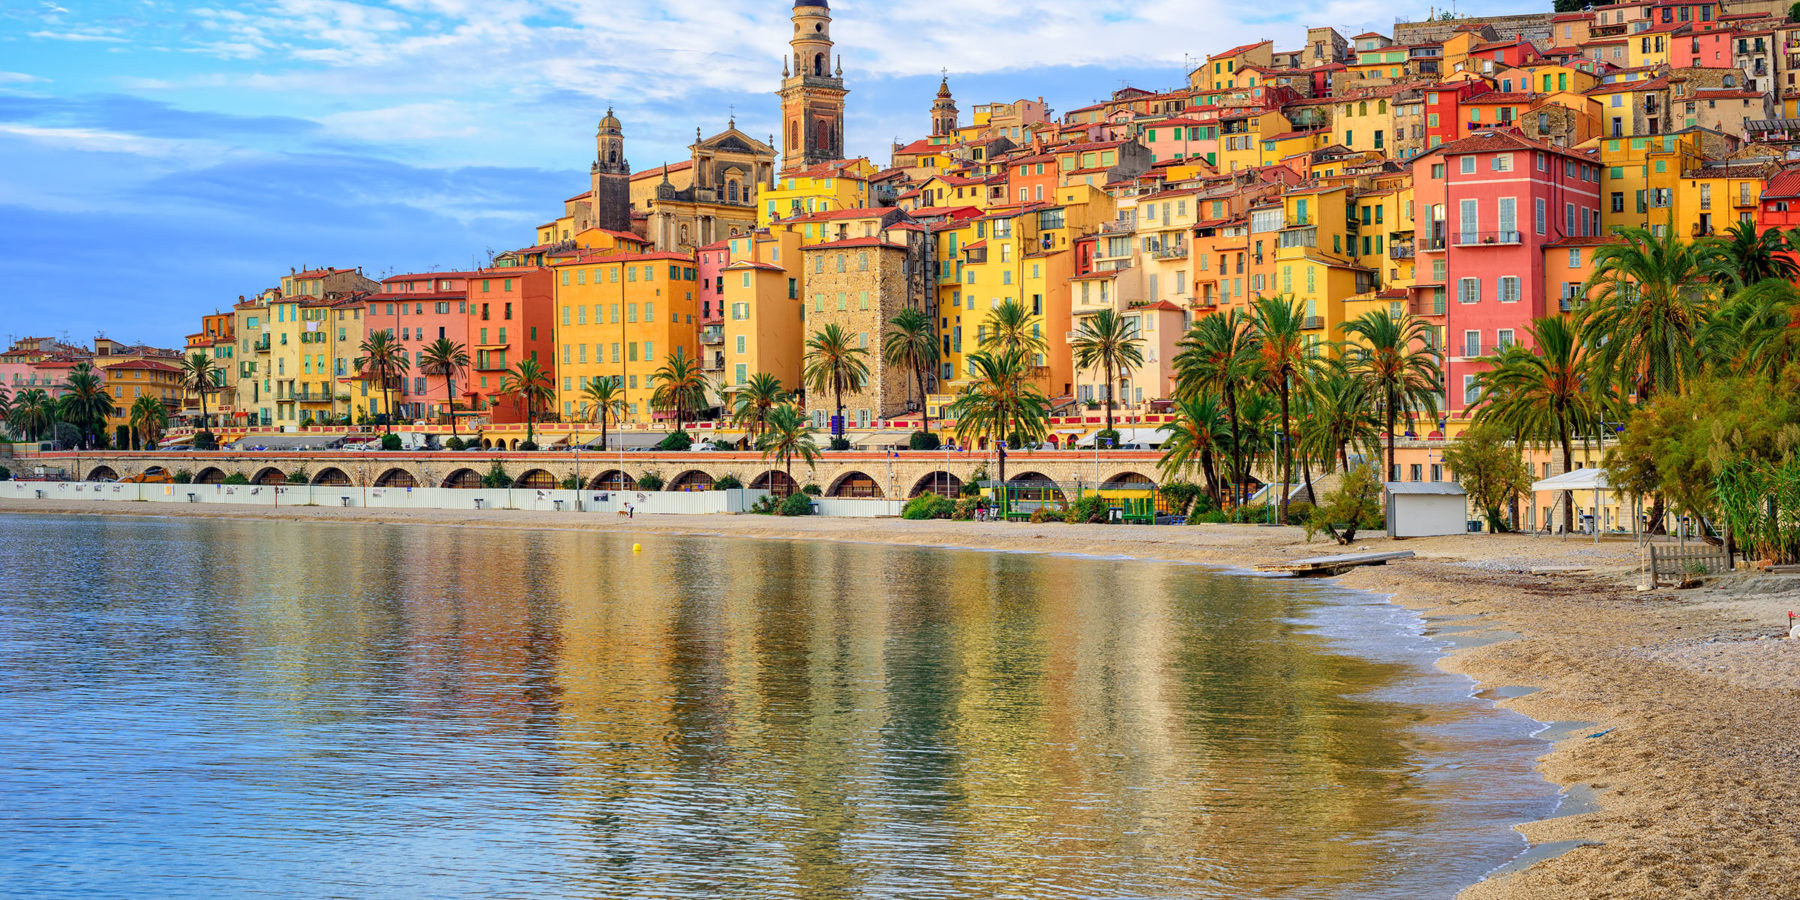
[778,0,847,173]
[931,77,957,137]
[590,108,631,232]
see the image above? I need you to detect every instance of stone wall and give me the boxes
[1394,13,1553,47]
[800,244,916,424]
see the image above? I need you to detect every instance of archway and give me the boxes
[669,470,715,492]
[590,470,633,491]
[311,467,352,486]
[1103,471,1156,490]
[827,471,883,498]
[516,469,558,489]
[751,470,797,497]
[85,466,118,482]
[374,468,418,488]
[480,438,492,450]
[1007,472,1065,502]
[195,467,226,485]
[442,468,482,489]
[251,467,286,486]
[909,472,963,499]
[143,466,168,477]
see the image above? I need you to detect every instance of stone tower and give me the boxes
[590,107,631,233]
[931,76,957,137]
[778,0,847,173]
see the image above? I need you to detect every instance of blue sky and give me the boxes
[0,0,1534,348]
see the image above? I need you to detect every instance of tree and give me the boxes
[419,338,470,439]
[129,395,168,450]
[1472,316,1612,533]
[1297,367,1381,476]
[757,403,819,490]
[1247,295,1323,522]
[650,347,710,430]
[1697,279,1800,381]
[1158,393,1226,506]
[0,384,9,437]
[581,377,628,451]
[978,299,1048,356]
[1304,464,1384,545]
[729,372,788,441]
[1440,422,1533,533]
[1581,225,1727,400]
[949,348,1051,493]
[1070,308,1146,435]
[59,363,115,448]
[1711,220,1799,285]
[802,323,870,444]
[500,358,554,447]
[8,388,55,442]
[1340,308,1443,481]
[354,331,411,434]
[179,352,220,435]
[1174,309,1259,505]
[883,307,939,435]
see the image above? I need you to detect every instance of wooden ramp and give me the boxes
[1253,551,1415,577]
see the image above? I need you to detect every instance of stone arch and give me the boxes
[813,52,825,76]
[442,468,482,489]
[86,465,118,482]
[827,471,883,498]
[590,470,633,491]
[479,438,493,449]
[516,469,558,489]
[374,467,418,488]
[311,467,353,486]
[1007,471,1065,502]
[751,470,797,497]
[251,467,286,486]
[195,467,226,485]
[910,471,963,499]
[669,469,715,492]
[143,465,169,477]
[1103,471,1156,490]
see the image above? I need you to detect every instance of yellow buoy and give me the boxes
[632,543,642,553]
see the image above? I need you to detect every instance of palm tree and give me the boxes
[1297,367,1382,476]
[1174,309,1258,506]
[419,338,470,439]
[129,395,167,450]
[179,352,219,434]
[1472,316,1611,533]
[1711,220,1798,285]
[1697,279,1800,380]
[883,307,939,435]
[1158,393,1226,506]
[1581,225,1727,400]
[8,388,55,442]
[650,348,710,430]
[59,362,114,448]
[500,358,554,447]
[1247,296,1322,522]
[949,348,1050,493]
[580,377,628,451]
[757,403,819,492]
[729,372,788,441]
[354,331,410,434]
[978,299,1047,356]
[1340,309,1444,481]
[802,323,871,445]
[1070,308,1146,434]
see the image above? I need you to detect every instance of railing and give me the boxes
[1097,219,1137,234]
[1419,236,1446,251]
[1150,245,1188,260]
[1560,296,1584,313]
[1302,316,1325,331]
[254,338,271,351]
[1451,230,1523,247]
[1409,295,1447,317]
[699,329,724,345]
[1390,243,1415,259]
[1691,223,1713,237]
[1736,194,1759,208]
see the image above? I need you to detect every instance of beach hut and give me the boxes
[1385,482,1470,538]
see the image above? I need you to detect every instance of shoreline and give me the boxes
[5,498,1798,899]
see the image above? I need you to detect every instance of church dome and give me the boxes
[599,107,622,133]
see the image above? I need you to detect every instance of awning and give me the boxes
[1532,467,1611,493]
[1074,426,1170,448]
[1385,482,1467,495]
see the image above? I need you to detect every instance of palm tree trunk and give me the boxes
[600,414,608,452]
[833,375,844,442]
[917,363,930,436]
[1385,384,1398,483]
[1278,380,1292,522]
[445,374,458,438]
[1300,449,1317,506]
[1560,425,1575,534]
[1224,385,1243,512]
[1103,361,1115,433]
[1201,445,1220,505]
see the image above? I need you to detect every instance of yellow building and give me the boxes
[1336,95,1400,157]
[1597,132,1706,233]
[1272,184,1379,349]
[1217,109,1291,173]
[552,251,702,425]
[718,230,805,397]
[759,157,877,226]
[1675,156,1773,238]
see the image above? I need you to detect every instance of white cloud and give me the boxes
[0,72,48,84]
[0,124,202,158]
[319,101,481,142]
[28,30,129,43]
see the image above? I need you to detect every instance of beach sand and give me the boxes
[5,498,1798,899]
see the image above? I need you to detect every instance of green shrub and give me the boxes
[1190,509,1232,524]
[828,437,851,451]
[445,436,465,451]
[481,460,513,488]
[1065,494,1110,524]
[714,473,744,490]
[193,432,218,451]
[1028,505,1059,524]
[114,425,130,450]
[300,416,315,429]
[286,469,309,484]
[902,494,954,520]
[0,466,10,482]
[951,498,977,520]
[750,494,780,515]
[1093,428,1121,449]
[380,433,402,451]
[560,474,580,490]
[171,469,193,484]
[222,473,250,486]
[802,483,822,496]
[656,430,693,451]
[1159,480,1202,516]
[778,492,814,516]
[517,440,539,451]
[909,430,941,451]
[636,470,665,491]
[1284,500,1315,527]
[959,467,985,497]
[1304,464,1383,545]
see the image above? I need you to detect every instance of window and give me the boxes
[1463,330,1481,358]
[1457,277,1481,304]
[1498,276,1521,303]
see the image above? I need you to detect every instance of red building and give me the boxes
[365,272,477,423]
[466,267,555,424]
[1423,80,1492,151]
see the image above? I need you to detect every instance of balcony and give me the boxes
[700,326,724,346]
[1409,295,1447,317]
[1419,235,1446,251]
[254,336,271,352]
[1736,194,1758,209]
[1150,244,1188,260]
[1390,242,1415,260]
[1559,296,1584,313]
[1097,218,1137,234]
[1302,315,1325,331]
[1451,230,1523,247]
[1691,223,1714,237]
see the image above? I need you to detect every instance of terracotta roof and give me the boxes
[893,138,940,155]
[1587,76,1669,95]
[723,260,784,272]
[382,271,481,284]
[1692,89,1766,100]
[630,161,693,181]
[1464,92,1536,104]
[1761,167,1800,199]
[804,237,908,250]
[779,206,897,223]
[1135,300,1186,312]
[102,359,181,372]
[1211,40,1273,59]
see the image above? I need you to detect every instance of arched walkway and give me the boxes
[194,467,226,485]
[827,471,883,498]
[589,470,633,491]
[442,468,482,489]
[86,466,118,482]
[516,469,558,489]
[1103,471,1156,490]
[311,467,352,486]
[143,466,168,477]
[251,467,286,486]
[669,469,715,492]
[1007,471,1065,502]
[909,471,963,499]
[374,467,418,488]
[751,470,797,497]
[479,438,493,450]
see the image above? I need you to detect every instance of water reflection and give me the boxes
[0,514,1556,899]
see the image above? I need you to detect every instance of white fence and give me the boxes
[0,481,808,516]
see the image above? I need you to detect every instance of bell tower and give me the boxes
[931,76,957,137]
[778,0,847,173]
[589,108,631,233]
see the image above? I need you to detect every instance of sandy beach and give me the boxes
[6,497,1797,899]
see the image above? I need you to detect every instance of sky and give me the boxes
[0,0,1536,349]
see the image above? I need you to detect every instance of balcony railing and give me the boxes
[1390,243,1415,259]
[1419,235,1446,251]
[1409,295,1447,317]
[1691,223,1714,237]
[1150,244,1188,260]
[700,327,724,345]
[1098,219,1137,234]
[1451,230,1523,247]
[1302,315,1325,331]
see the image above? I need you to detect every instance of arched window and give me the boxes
[814,53,825,76]
[816,119,830,152]
[1378,99,1387,113]
[608,149,618,163]
[1358,101,1368,116]
[727,180,740,203]
[789,120,799,150]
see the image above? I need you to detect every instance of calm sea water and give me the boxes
[0,513,1557,899]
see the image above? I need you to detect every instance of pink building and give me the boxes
[366,271,477,423]
[1411,130,1603,416]
[1141,116,1219,166]
[1671,27,1732,68]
